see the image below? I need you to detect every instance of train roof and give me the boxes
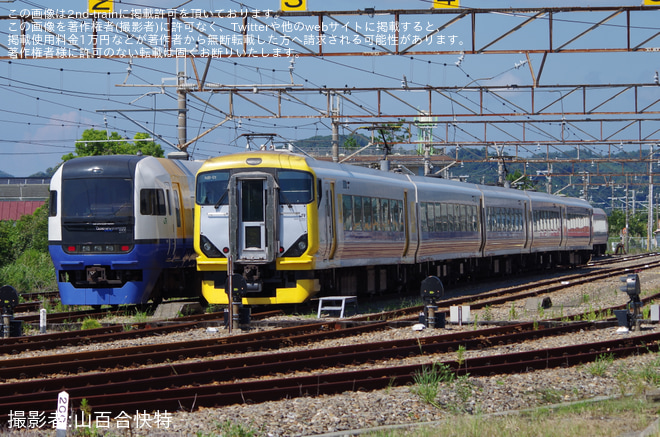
[201,151,597,209]
[60,155,147,179]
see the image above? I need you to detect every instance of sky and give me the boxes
[0,0,659,176]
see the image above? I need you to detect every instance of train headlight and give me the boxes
[282,234,308,258]
[200,235,225,258]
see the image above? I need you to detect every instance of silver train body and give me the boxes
[196,152,608,304]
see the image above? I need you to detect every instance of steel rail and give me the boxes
[1,322,657,421]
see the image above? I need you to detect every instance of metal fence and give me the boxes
[607,237,660,254]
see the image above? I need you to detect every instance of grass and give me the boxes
[196,419,262,437]
[365,396,659,437]
[585,353,614,377]
[398,349,660,437]
[410,362,455,407]
[80,318,102,330]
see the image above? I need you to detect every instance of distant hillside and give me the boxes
[293,134,370,153]
[0,170,13,178]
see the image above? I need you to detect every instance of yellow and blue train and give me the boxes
[194,151,608,306]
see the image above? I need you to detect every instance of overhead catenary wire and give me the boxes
[0,2,655,175]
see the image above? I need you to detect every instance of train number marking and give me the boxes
[281,0,306,11]
[89,0,113,13]
[433,0,460,8]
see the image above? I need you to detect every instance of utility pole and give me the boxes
[331,93,339,162]
[626,178,630,253]
[648,144,654,250]
[496,145,506,186]
[177,69,187,151]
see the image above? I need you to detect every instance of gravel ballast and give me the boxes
[2,265,660,436]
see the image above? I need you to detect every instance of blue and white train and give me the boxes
[48,154,202,306]
[195,151,608,305]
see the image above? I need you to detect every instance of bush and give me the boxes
[0,202,49,265]
[0,249,56,293]
[81,318,102,330]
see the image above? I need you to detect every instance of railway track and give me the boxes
[1,253,658,429]
[3,252,658,362]
[0,319,658,421]
[0,309,285,355]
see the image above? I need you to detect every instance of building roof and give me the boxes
[0,201,45,221]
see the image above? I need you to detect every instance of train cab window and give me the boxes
[62,178,133,217]
[140,189,166,216]
[49,191,57,217]
[197,170,230,206]
[277,170,313,204]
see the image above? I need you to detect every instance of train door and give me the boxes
[325,181,336,260]
[171,182,183,258]
[228,173,277,263]
[402,190,410,258]
[523,201,531,249]
[560,206,567,247]
[164,184,176,260]
[172,183,183,231]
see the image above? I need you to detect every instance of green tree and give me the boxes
[608,209,648,237]
[0,202,54,292]
[62,129,164,161]
[374,119,409,156]
[506,169,536,190]
[0,202,49,267]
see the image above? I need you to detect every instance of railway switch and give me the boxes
[0,285,21,338]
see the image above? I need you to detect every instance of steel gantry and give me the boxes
[1,5,660,198]
[2,6,660,59]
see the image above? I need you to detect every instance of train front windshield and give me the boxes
[62,178,133,218]
[196,169,314,206]
[196,170,230,206]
